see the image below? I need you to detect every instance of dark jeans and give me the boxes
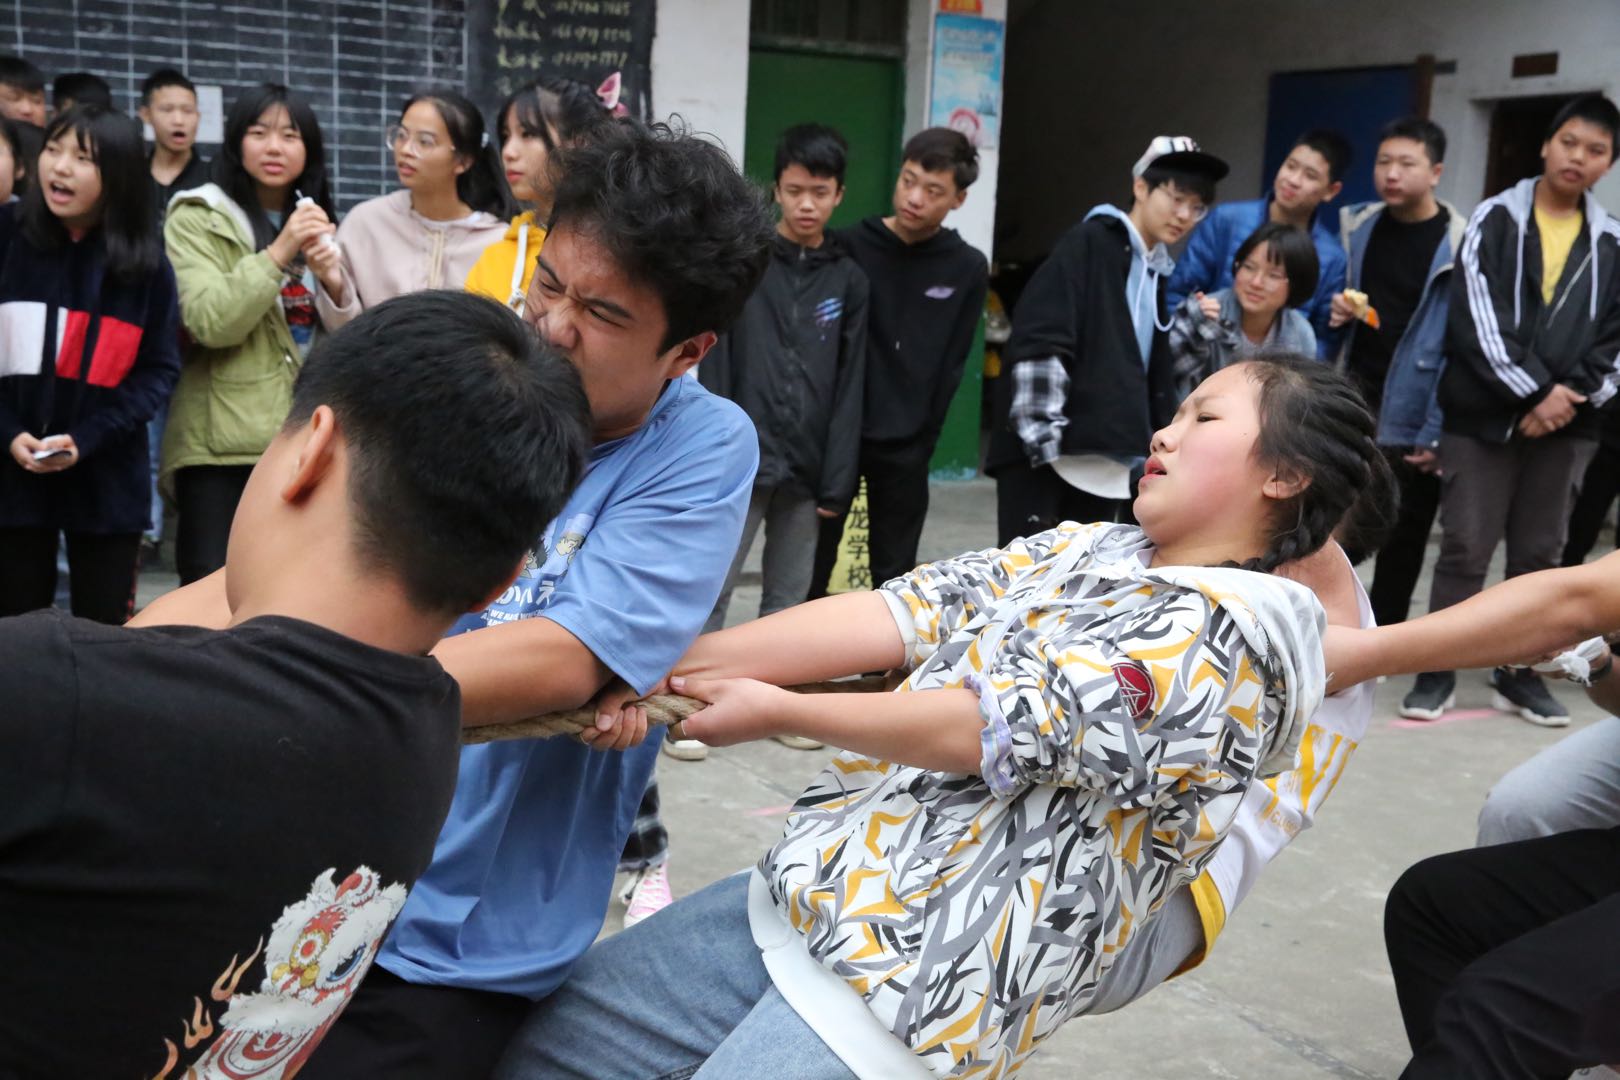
[173,464,254,585]
[1384,826,1620,1079]
[993,458,1130,548]
[299,965,533,1080]
[1366,451,1443,627]
[0,527,141,624]
[810,436,938,595]
[1428,433,1598,613]
[1563,438,1620,566]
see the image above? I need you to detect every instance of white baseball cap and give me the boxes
[1132,135,1230,181]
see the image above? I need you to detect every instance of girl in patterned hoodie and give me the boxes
[495,356,1392,1080]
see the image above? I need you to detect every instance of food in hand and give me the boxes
[1343,288,1381,329]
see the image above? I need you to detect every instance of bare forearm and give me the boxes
[676,591,907,686]
[1327,553,1620,687]
[433,617,613,726]
[791,687,981,772]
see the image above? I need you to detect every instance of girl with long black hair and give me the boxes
[0,105,180,622]
[319,88,512,326]
[161,83,342,584]
[465,76,614,310]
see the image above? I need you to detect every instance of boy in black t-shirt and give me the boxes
[0,292,589,1078]
[1329,117,1463,635]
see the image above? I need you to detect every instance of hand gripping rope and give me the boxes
[461,675,895,745]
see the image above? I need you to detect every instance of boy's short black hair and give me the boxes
[1293,128,1353,184]
[1138,165,1218,209]
[1233,221,1320,309]
[1378,116,1447,165]
[140,68,196,106]
[901,127,979,191]
[774,122,847,185]
[549,119,775,350]
[53,72,113,111]
[0,56,44,94]
[1546,93,1620,147]
[283,291,592,615]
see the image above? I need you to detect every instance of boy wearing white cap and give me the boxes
[988,135,1229,544]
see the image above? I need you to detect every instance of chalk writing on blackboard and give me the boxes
[469,0,653,121]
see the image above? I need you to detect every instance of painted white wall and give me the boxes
[650,0,751,163]
[913,0,1008,263]
[999,0,1620,260]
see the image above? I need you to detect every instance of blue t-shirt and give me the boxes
[376,375,757,998]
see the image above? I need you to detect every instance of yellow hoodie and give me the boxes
[465,211,546,311]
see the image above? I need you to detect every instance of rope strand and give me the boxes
[461,674,895,745]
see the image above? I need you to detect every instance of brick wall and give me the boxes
[3,0,468,210]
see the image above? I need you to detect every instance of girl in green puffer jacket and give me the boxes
[162,83,344,584]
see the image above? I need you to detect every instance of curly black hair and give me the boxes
[1237,354,1396,575]
[547,118,775,350]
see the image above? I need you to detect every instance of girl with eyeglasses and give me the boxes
[465,77,616,311]
[160,84,341,585]
[1169,221,1320,399]
[317,89,512,328]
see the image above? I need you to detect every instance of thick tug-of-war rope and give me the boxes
[462,675,895,744]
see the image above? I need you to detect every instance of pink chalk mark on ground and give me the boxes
[1389,707,1500,730]
[747,804,796,817]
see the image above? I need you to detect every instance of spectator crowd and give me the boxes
[1,45,1619,1080]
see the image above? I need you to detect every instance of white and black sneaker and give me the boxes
[1490,666,1570,727]
[1399,671,1456,721]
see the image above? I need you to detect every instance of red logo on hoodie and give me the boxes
[1112,660,1155,722]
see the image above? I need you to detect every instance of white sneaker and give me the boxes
[620,863,674,928]
[772,734,824,750]
[661,736,709,761]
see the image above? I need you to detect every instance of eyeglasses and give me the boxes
[1236,259,1290,286]
[386,124,442,154]
[1159,188,1209,222]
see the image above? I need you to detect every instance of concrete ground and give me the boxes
[134,479,1610,1078]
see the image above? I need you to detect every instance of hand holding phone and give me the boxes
[31,447,72,461]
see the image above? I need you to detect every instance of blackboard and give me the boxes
[467,0,655,124]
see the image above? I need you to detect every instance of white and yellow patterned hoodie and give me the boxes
[747,522,1325,1077]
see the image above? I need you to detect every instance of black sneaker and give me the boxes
[1490,667,1571,727]
[1400,671,1456,721]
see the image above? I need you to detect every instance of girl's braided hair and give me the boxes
[1235,353,1397,575]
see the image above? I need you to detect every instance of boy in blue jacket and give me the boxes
[1168,128,1351,358]
[1329,116,1464,632]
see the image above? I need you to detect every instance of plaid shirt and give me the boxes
[1007,356,1069,467]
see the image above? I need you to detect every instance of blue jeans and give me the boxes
[146,403,167,541]
[492,873,857,1080]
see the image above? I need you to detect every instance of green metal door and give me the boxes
[743,48,983,479]
[742,48,903,229]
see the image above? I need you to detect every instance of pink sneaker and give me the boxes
[622,863,674,928]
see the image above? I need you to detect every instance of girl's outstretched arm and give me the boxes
[677,591,908,686]
[1325,550,1620,688]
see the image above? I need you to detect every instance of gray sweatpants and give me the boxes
[705,484,821,634]
[1428,432,1598,613]
[1083,886,1207,1014]
[1477,714,1620,846]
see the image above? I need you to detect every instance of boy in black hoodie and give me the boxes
[699,124,868,643]
[1401,93,1620,726]
[988,136,1228,544]
[809,128,988,594]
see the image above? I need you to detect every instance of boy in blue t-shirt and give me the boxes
[294,121,775,1078]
